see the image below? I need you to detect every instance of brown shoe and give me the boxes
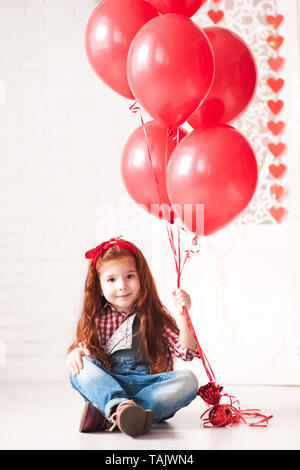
[108,400,154,437]
[79,402,110,433]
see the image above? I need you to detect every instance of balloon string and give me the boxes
[131,102,214,385]
[165,222,216,383]
[129,102,163,209]
[178,225,181,277]
[183,304,216,383]
[167,223,273,426]
[166,218,179,274]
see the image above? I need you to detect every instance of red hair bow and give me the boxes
[85,236,136,267]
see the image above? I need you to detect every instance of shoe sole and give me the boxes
[118,405,154,437]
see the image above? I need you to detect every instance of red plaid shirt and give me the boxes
[79,302,200,370]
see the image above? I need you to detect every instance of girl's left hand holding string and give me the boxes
[172,288,191,315]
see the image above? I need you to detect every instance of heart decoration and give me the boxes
[267,121,285,136]
[269,206,285,222]
[267,78,284,93]
[269,163,286,179]
[267,99,284,114]
[268,142,286,158]
[266,12,286,223]
[270,184,284,201]
[207,10,224,24]
[267,35,284,50]
[268,57,285,72]
[266,14,284,30]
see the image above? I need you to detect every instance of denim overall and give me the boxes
[69,316,198,423]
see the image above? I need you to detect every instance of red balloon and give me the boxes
[85,0,158,99]
[121,121,187,222]
[167,125,257,236]
[146,0,207,17]
[127,14,214,128]
[188,27,257,128]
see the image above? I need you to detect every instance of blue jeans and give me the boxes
[69,355,199,423]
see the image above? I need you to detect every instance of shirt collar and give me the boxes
[102,301,136,317]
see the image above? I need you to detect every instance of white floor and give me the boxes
[0,381,299,450]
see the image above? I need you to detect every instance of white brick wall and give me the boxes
[0,0,118,381]
[0,0,299,384]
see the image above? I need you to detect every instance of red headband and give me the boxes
[85,236,136,267]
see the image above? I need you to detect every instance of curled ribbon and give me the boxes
[200,390,273,428]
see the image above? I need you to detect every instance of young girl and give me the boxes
[66,236,200,438]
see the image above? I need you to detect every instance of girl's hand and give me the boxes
[172,288,191,315]
[65,346,90,375]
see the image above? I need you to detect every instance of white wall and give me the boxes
[0,0,299,384]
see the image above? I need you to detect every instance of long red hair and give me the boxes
[68,240,179,373]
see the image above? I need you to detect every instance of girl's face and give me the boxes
[98,256,140,313]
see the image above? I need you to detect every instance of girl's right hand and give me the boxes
[65,347,90,376]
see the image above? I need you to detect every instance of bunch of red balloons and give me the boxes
[85,0,258,236]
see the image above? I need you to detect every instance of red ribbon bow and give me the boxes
[85,236,136,267]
